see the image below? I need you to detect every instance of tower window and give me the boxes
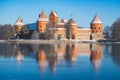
[40,26,42,28]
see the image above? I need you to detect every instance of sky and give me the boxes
[0,0,120,28]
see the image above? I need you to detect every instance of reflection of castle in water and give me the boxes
[17,48,23,64]
[90,44,102,71]
[0,43,102,73]
[33,43,102,72]
[2,43,120,73]
[36,50,47,73]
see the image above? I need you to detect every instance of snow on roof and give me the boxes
[68,19,77,26]
[15,17,24,25]
[69,19,77,24]
[69,19,75,23]
[63,19,67,23]
[15,22,24,25]
[37,11,49,22]
[91,14,102,24]
[57,23,65,25]
[54,28,66,30]
[37,18,49,22]
[52,11,58,17]
[78,29,91,30]
[60,19,67,23]
[58,19,67,25]
[69,23,77,26]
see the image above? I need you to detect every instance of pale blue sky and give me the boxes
[0,0,120,28]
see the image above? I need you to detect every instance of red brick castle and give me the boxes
[15,10,103,40]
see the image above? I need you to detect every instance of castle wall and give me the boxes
[53,28,104,40]
[77,29,91,40]
[54,29,66,40]
[57,24,65,28]
[91,33,103,40]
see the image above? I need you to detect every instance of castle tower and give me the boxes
[37,10,49,32]
[49,11,58,23]
[90,14,102,34]
[15,17,24,32]
[66,19,78,40]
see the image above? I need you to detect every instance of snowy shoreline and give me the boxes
[1,39,120,44]
[0,39,98,44]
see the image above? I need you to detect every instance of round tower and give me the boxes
[66,19,78,40]
[49,11,58,23]
[37,10,49,32]
[90,14,102,34]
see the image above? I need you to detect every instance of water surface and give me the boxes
[0,42,120,80]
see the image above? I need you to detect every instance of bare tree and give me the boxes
[22,25,30,34]
[0,24,15,39]
[44,28,54,39]
[31,30,40,39]
[14,25,19,34]
[103,26,112,39]
[111,17,120,41]
[44,22,57,40]
[14,25,31,39]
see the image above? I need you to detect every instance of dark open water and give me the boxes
[0,42,120,80]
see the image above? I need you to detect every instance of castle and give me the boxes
[15,10,103,40]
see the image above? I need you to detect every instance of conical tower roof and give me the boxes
[60,19,67,23]
[91,14,102,24]
[58,19,67,26]
[69,18,77,25]
[69,19,75,23]
[39,11,47,18]
[49,11,58,17]
[15,17,24,25]
[37,10,49,21]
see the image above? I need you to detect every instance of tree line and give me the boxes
[0,24,15,39]
[103,17,120,41]
[0,24,31,39]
